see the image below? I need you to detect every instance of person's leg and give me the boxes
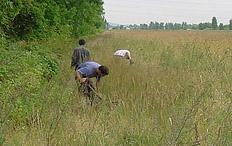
[75,80,89,104]
[86,78,96,105]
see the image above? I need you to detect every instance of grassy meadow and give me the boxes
[2,30,232,145]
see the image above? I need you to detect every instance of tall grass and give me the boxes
[2,30,232,145]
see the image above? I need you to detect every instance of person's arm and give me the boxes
[71,50,76,68]
[125,52,131,59]
[95,76,102,90]
[75,70,86,83]
[86,49,91,61]
[71,49,80,68]
[96,81,101,91]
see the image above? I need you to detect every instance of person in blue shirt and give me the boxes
[75,61,109,105]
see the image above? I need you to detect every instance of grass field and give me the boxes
[2,30,232,145]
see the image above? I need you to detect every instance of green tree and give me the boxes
[170,23,174,29]
[191,24,198,29]
[159,22,164,30]
[174,23,182,30]
[165,23,168,30]
[182,22,187,30]
[131,24,139,29]
[0,0,105,40]
[229,19,232,30]
[120,25,124,29]
[199,23,205,30]
[149,21,155,29]
[140,23,148,29]
[103,18,109,29]
[155,22,159,29]
[219,23,224,30]
[212,17,218,30]
[199,22,212,30]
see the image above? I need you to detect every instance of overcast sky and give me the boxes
[103,0,232,25]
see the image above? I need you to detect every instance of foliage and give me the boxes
[230,19,232,30]
[1,1,105,141]
[199,22,212,30]
[0,0,104,40]
[140,23,148,29]
[0,42,59,127]
[219,23,224,30]
[212,17,218,30]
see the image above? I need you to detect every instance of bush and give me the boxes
[0,41,59,126]
[0,0,104,40]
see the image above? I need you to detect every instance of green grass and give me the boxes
[1,30,232,145]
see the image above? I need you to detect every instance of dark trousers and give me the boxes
[77,78,96,105]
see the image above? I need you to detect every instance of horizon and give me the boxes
[107,18,227,26]
[103,0,232,25]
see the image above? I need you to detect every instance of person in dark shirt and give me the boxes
[71,39,91,70]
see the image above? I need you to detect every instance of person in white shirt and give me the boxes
[113,50,134,64]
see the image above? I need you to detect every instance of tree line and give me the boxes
[108,17,232,30]
[0,0,105,41]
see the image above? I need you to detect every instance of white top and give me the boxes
[113,50,130,57]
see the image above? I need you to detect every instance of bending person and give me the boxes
[113,49,134,64]
[75,61,109,105]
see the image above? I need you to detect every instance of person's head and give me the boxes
[79,39,86,45]
[97,65,109,77]
[125,52,130,59]
[129,59,134,64]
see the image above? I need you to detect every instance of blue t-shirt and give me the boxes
[77,61,101,81]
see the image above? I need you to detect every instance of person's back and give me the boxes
[113,50,130,58]
[113,49,134,64]
[71,39,91,69]
[77,61,101,79]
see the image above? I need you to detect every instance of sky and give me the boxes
[103,0,232,25]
